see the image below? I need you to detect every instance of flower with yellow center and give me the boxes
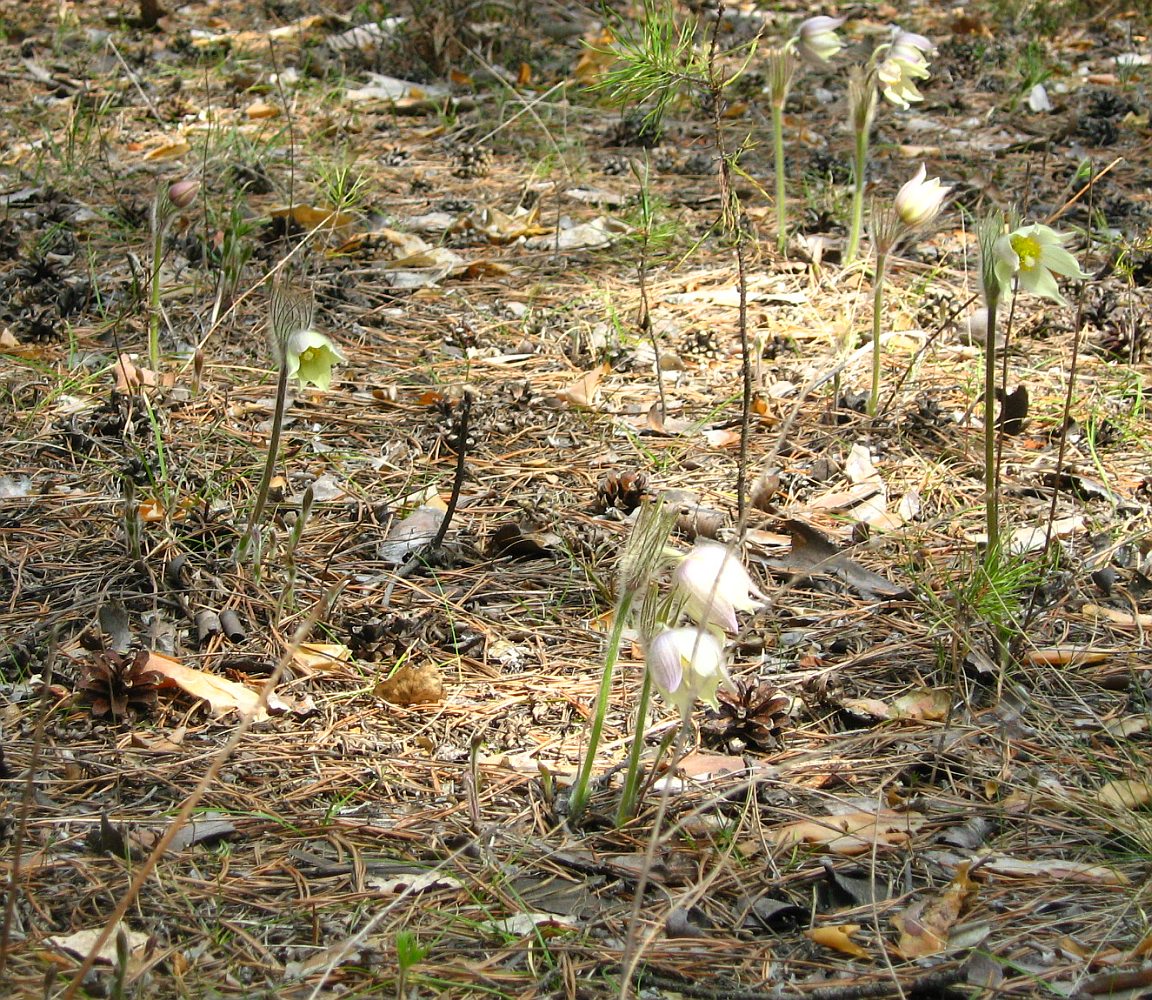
[286,329,346,389]
[992,223,1086,305]
[876,29,932,109]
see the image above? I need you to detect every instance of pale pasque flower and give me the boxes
[286,329,345,389]
[793,15,847,63]
[876,29,933,109]
[646,627,731,716]
[894,164,950,228]
[992,223,1086,305]
[672,541,765,634]
[167,178,199,208]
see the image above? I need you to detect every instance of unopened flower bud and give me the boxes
[894,164,950,229]
[167,178,199,208]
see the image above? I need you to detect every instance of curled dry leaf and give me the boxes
[805,924,870,959]
[1097,778,1152,811]
[374,660,445,706]
[766,808,924,855]
[145,651,269,721]
[548,363,608,408]
[892,865,976,958]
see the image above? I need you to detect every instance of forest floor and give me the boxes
[2,1,1152,997]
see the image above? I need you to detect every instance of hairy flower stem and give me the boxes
[616,667,654,825]
[868,248,888,417]
[982,299,1000,554]
[148,223,165,371]
[772,102,788,254]
[569,588,634,821]
[236,361,289,566]
[846,125,869,266]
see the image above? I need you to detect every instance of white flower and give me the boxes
[992,223,1086,305]
[794,15,847,63]
[876,29,932,109]
[672,541,765,634]
[646,627,731,716]
[285,329,346,389]
[894,164,950,228]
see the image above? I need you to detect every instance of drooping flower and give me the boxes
[672,541,765,634]
[876,29,933,109]
[992,223,1086,305]
[167,178,199,208]
[793,15,847,63]
[646,627,731,716]
[285,329,345,389]
[894,164,950,229]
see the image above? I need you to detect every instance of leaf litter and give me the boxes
[2,1,1152,998]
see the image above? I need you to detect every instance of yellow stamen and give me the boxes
[1010,233,1041,272]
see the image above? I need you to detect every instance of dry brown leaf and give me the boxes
[246,100,280,119]
[112,353,161,390]
[146,651,268,721]
[892,866,975,958]
[293,643,353,672]
[1022,644,1112,667]
[766,809,924,855]
[677,752,750,780]
[47,925,150,966]
[270,205,357,229]
[805,924,870,959]
[839,697,892,721]
[977,855,1128,884]
[1097,779,1152,811]
[702,427,742,448]
[550,363,608,408]
[143,138,191,161]
[892,687,951,721]
[374,660,444,706]
[1083,604,1152,629]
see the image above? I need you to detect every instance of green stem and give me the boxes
[982,298,1000,555]
[772,102,787,255]
[236,362,290,566]
[148,225,164,371]
[569,588,634,822]
[845,125,870,266]
[616,665,653,825]
[868,249,888,418]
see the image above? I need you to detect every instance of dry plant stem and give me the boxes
[236,361,290,565]
[60,599,330,1000]
[0,646,55,974]
[705,8,752,522]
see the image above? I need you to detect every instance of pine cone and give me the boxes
[79,648,162,719]
[594,470,649,514]
[702,681,790,750]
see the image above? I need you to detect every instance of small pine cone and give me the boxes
[451,145,493,179]
[594,470,649,514]
[702,681,790,750]
[79,648,162,719]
